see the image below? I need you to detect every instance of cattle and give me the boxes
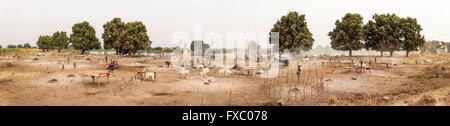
[134,68,157,82]
[179,67,190,79]
[218,67,232,78]
[165,61,171,68]
[145,72,157,82]
[200,67,210,77]
[423,59,433,64]
[13,55,24,60]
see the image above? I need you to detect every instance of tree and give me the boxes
[364,14,403,56]
[102,18,126,53]
[162,47,175,53]
[328,13,365,56]
[447,42,450,53]
[153,47,163,52]
[17,44,23,48]
[190,40,210,56]
[0,45,2,49]
[420,41,443,54]
[7,45,17,48]
[400,17,425,57]
[116,21,151,55]
[70,21,100,54]
[51,31,70,52]
[37,35,53,51]
[270,11,314,54]
[363,20,384,55]
[23,43,31,48]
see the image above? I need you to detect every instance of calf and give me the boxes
[218,68,232,78]
[200,67,210,77]
[165,61,171,68]
[179,67,190,79]
[145,72,157,82]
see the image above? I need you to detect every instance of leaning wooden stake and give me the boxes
[228,91,232,105]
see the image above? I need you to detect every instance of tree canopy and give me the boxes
[7,45,17,48]
[364,14,403,56]
[190,40,210,56]
[70,21,100,54]
[102,18,126,51]
[116,21,152,55]
[270,11,314,53]
[400,17,425,57]
[328,13,365,56]
[364,14,425,56]
[23,43,31,48]
[420,40,446,54]
[52,31,70,52]
[37,35,53,51]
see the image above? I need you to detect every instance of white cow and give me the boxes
[145,72,157,82]
[218,67,232,78]
[179,67,190,79]
[353,62,367,68]
[196,65,205,69]
[200,67,210,77]
[423,59,433,64]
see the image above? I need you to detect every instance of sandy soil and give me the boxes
[0,52,449,106]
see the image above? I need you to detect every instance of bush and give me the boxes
[0,48,23,56]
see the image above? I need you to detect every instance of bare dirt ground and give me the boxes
[1,51,449,106]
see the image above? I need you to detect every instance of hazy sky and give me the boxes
[1,0,449,48]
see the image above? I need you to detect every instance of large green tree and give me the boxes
[116,21,151,55]
[270,11,314,53]
[328,13,365,56]
[52,31,70,52]
[363,20,383,55]
[36,35,53,51]
[364,14,403,57]
[102,18,126,53]
[70,21,100,54]
[17,44,23,48]
[400,17,425,57]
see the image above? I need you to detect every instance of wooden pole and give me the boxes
[228,91,232,105]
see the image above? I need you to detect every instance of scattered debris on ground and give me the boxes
[0,79,14,86]
[5,63,15,67]
[415,94,437,106]
[67,74,76,77]
[47,79,58,83]
[153,92,174,96]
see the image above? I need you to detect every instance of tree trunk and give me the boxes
[81,50,85,55]
[58,49,61,53]
[380,51,384,57]
[406,51,410,57]
[389,51,394,57]
[349,50,352,57]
